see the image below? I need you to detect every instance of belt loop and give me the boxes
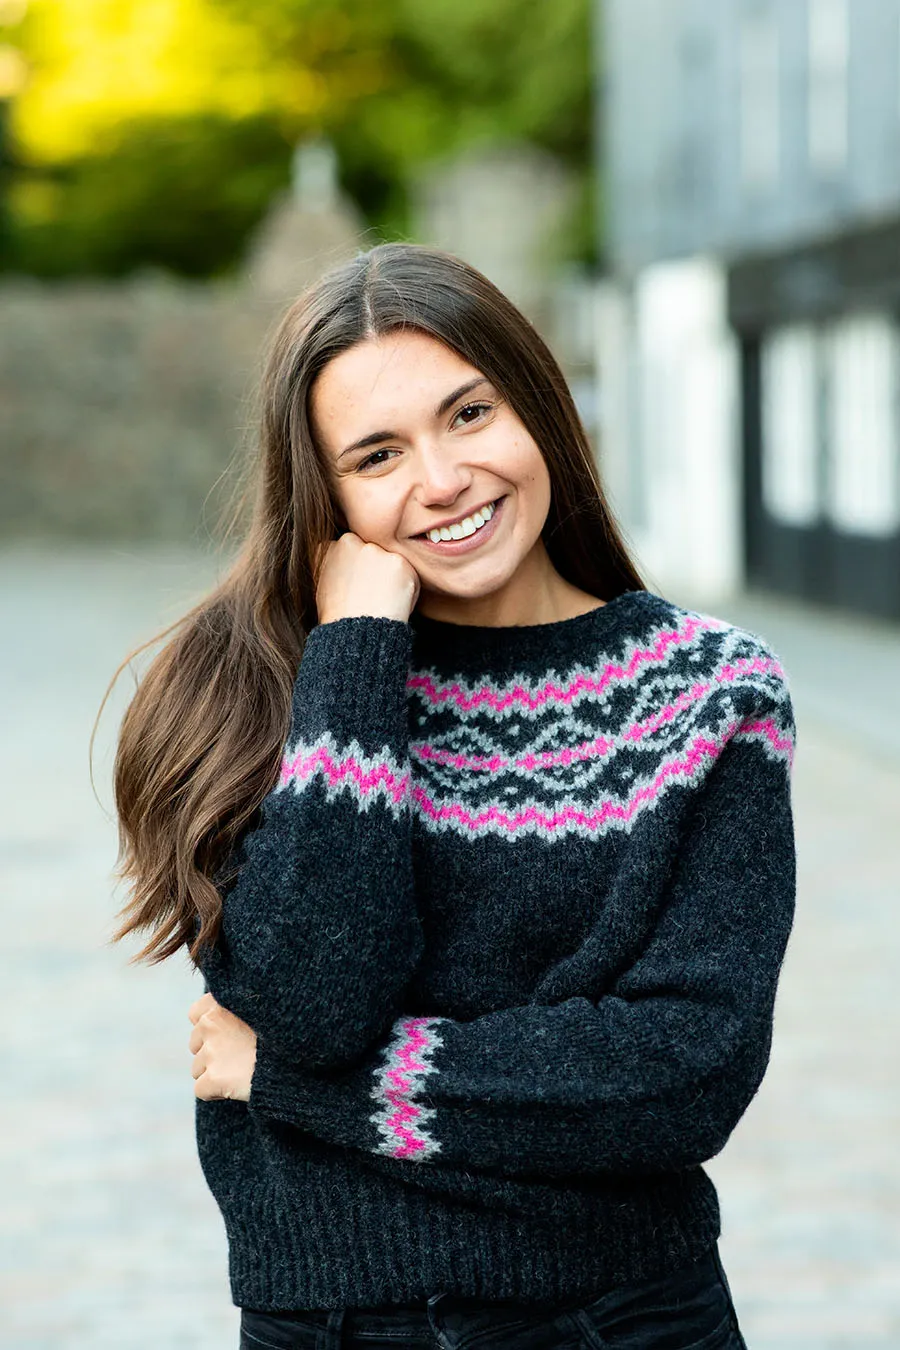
[426,1293,454,1350]
[322,1309,346,1349]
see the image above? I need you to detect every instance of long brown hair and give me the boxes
[110,242,645,965]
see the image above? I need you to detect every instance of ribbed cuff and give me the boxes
[248,1040,317,1128]
[290,617,412,751]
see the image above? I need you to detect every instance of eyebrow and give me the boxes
[336,377,492,461]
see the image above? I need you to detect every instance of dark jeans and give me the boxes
[239,1246,748,1349]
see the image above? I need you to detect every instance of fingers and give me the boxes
[187,993,253,1103]
[189,1000,210,1079]
[191,1044,236,1101]
[190,1039,225,1099]
[188,991,216,1024]
[194,1074,232,1102]
[313,536,343,574]
[189,995,219,1100]
[193,1064,213,1099]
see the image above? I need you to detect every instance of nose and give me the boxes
[415,443,472,506]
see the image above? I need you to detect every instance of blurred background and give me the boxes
[0,1,898,1346]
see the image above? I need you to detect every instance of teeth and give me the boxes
[424,500,497,544]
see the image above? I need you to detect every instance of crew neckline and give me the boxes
[408,589,658,675]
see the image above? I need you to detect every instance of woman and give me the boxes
[112,243,795,1349]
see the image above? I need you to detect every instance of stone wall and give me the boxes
[0,142,593,542]
[0,170,366,542]
[0,276,273,540]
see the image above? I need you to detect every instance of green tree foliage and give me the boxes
[3,0,597,278]
[8,115,292,277]
[323,0,597,252]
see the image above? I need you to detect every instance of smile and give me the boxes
[415,497,505,555]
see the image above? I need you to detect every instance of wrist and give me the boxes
[318,605,411,625]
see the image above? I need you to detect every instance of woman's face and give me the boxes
[309,329,552,607]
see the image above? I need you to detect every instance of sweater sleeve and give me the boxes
[246,682,796,1177]
[196,616,424,1070]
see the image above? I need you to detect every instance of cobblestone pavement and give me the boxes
[2,544,898,1349]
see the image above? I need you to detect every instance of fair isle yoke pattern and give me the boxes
[405,609,795,842]
[405,611,728,716]
[272,604,794,843]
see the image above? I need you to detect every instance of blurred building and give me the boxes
[598,0,900,619]
[412,142,577,335]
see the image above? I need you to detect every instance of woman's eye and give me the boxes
[453,402,492,427]
[355,405,491,470]
[357,449,395,472]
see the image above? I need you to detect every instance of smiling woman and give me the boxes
[107,243,793,1349]
[311,328,599,624]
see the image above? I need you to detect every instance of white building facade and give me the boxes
[598,0,900,618]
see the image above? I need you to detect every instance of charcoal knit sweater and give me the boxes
[196,588,796,1313]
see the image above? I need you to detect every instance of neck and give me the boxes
[413,541,604,627]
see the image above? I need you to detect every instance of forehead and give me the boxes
[310,331,484,452]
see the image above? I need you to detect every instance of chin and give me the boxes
[421,567,518,602]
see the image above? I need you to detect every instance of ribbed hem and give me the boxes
[223,1160,721,1312]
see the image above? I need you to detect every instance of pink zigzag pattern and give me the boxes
[275,717,792,831]
[370,1017,444,1160]
[741,717,795,764]
[279,741,409,805]
[411,657,785,775]
[409,718,792,838]
[407,614,730,712]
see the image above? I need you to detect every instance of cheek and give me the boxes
[339,483,403,540]
[509,439,551,505]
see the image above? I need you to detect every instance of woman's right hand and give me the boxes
[315,533,421,625]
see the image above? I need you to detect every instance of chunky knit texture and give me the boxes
[196,589,796,1313]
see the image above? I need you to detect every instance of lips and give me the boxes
[414,497,502,540]
[413,494,506,555]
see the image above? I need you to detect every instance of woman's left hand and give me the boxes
[188,992,257,1101]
